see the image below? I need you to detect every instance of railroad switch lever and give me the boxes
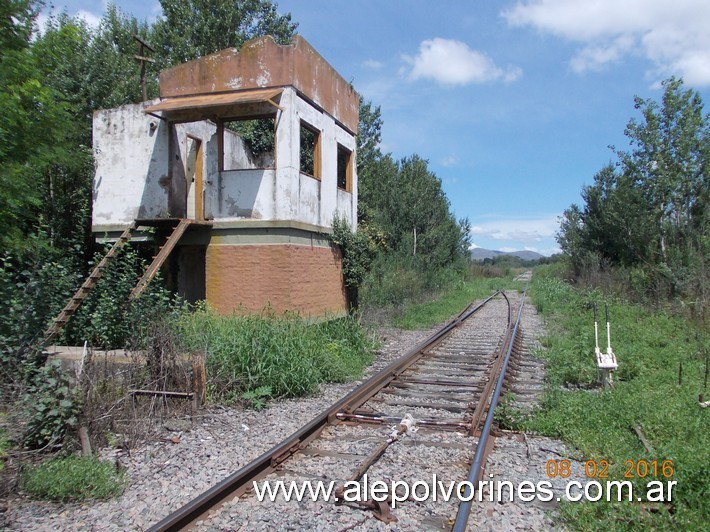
[389,413,417,440]
[593,303,618,389]
[334,413,417,518]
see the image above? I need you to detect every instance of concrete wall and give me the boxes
[215,169,275,219]
[159,36,360,135]
[93,103,260,229]
[272,88,357,229]
[92,101,172,227]
[92,90,356,232]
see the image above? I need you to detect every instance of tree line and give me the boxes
[557,77,708,313]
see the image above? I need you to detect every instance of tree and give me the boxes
[357,97,383,175]
[354,97,468,285]
[615,77,708,260]
[0,0,77,250]
[1,0,35,54]
[28,6,153,253]
[557,77,709,304]
[153,0,297,68]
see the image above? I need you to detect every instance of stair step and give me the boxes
[129,219,191,300]
[43,221,137,343]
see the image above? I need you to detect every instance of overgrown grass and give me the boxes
[526,266,709,529]
[394,271,521,329]
[21,455,126,501]
[174,307,376,403]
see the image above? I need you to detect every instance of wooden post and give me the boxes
[133,35,155,102]
[78,426,92,456]
[192,351,206,410]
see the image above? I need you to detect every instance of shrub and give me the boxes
[65,245,185,349]
[0,243,79,387]
[330,216,380,309]
[360,253,426,307]
[174,307,375,403]
[22,360,82,450]
[22,455,126,501]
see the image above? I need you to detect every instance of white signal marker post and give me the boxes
[594,303,618,389]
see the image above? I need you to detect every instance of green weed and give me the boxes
[22,360,82,450]
[174,307,376,403]
[527,266,709,529]
[394,274,519,330]
[241,386,272,410]
[21,455,126,501]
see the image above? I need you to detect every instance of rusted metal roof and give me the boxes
[144,88,283,116]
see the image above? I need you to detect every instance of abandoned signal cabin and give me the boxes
[92,36,359,317]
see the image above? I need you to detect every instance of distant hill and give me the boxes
[470,248,544,262]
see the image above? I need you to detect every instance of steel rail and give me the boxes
[452,289,527,532]
[147,291,502,531]
[466,291,513,435]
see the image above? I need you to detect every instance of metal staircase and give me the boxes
[129,218,192,300]
[43,218,207,346]
[43,221,137,344]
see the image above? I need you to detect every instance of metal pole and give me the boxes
[594,303,599,353]
[605,303,612,354]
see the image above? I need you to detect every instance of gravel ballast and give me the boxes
[5,294,583,530]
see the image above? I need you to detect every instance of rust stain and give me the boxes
[159,36,358,134]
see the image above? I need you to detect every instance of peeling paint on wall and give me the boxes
[92,40,357,234]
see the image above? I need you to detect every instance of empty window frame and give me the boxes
[299,121,321,178]
[337,144,353,191]
[222,117,276,171]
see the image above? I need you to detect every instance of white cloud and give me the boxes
[34,12,49,34]
[469,214,560,243]
[34,7,101,34]
[503,0,710,85]
[150,2,163,21]
[403,38,522,86]
[76,9,101,29]
[440,155,458,167]
[469,214,563,255]
[362,59,384,70]
[569,35,635,72]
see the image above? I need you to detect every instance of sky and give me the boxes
[38,1,710,256]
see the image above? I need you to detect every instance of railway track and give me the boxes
[149,289,534,531]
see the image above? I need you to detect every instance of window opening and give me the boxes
[337,144,352,191]
[223,117,275,170]
[300,121,321,178]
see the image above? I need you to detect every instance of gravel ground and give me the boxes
[4,291,583,531]
[4,327,433,531]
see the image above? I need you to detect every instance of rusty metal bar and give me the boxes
[452,290,527,532]
[335,412,471,431]
[393,377,484,388]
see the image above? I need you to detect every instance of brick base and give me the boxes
[205,243,347,316]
